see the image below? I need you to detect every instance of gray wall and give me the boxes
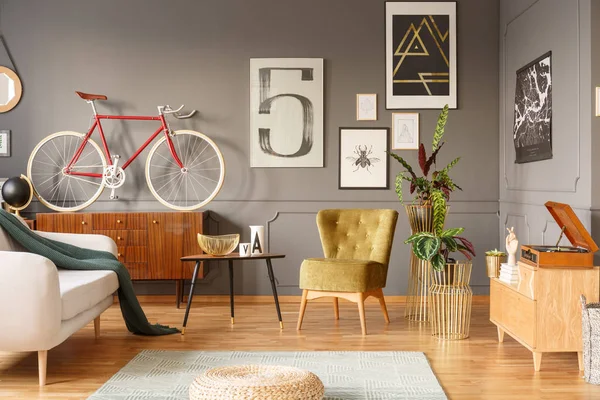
[591,1,600,258]
[0,0,499,295]
[499,0,593,255]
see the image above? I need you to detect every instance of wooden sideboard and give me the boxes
[490,261,599,371]
[36,212,204,307]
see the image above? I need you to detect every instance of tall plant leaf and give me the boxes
[431,253,446,271]
[456,236,476,257]
[413,236,441,260]
[441,227,464,237]
[388,152,417,180]
[405,232,435,244]
[424,142,444,175]
[432,104,449,151]
[418,143,427,175]
[395,172,405,203]
[456,244,474,261]
[442,236,458,252]
[439,157,461,176]
[431,189,446,235]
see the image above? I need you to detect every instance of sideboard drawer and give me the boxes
[495,281,536,347]
[125,263,149,280]
[93,213,129,230]
[117,246,148,263]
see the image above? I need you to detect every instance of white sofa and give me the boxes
[0,223,119,386]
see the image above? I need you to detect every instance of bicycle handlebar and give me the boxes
[159,104,197,119]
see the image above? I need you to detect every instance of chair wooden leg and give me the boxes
[357,293,367,336]
[297,289,308,331]
[38,350,47,386]
[376,289,390,323]
[94,316,100,339]
[333,297,339,320]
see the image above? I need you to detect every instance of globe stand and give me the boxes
[2,174,34,217]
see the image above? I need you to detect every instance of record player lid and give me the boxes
[545,201,599,252]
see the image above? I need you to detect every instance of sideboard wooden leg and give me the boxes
[497,326,505,343]
[533,352,542,372]
[578,351,584,371]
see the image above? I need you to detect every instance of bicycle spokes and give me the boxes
[28,132,106,212]
[146,131,224,211]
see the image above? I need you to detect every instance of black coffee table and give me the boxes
[180,253,286,334]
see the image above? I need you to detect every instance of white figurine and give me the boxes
[505,227,519,266]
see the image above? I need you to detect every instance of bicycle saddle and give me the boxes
[75,91,107,101]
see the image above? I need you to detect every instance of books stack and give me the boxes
[499,263,519,285]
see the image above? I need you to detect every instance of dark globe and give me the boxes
[1,176,32,209]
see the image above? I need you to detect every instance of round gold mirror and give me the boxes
[0,66,22,113]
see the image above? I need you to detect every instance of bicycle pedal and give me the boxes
[109,195,119,200]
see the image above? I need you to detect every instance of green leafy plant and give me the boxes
[388,104,462,235]
[485,248,506,257]
[405,227,476,271]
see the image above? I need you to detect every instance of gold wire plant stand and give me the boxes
[404,205,446,322]
[429,262,473,340]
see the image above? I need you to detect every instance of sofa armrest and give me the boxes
[0,252,62,351]
[35,231,118,257]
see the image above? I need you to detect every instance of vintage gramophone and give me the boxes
[520,201,598,269]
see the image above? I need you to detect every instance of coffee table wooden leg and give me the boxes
[266,258,283,329]
[182,261,201,335]
[229,260,235,325]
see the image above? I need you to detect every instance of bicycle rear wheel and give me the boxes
[145,130,225,211]
[27,131,107,212]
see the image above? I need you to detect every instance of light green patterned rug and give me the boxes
[88,350,447,399]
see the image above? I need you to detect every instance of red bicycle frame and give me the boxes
[65,113,184,178]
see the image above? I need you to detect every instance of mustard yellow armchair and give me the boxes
[297,209,398,335]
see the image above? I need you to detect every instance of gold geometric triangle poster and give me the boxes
[385,2,457,109]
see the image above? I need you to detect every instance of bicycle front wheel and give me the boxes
[27,131,107,212]
[145,130,225,211]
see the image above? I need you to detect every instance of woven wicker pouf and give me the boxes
[189,364,325,400]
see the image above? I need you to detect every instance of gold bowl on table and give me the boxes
[197,234,240,256]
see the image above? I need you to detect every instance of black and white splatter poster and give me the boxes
[513,52,552,164]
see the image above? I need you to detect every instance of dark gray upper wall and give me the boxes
[0,0,499,295]
[499,0,592,250]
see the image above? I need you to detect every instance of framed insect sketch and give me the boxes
[339,127,389,190]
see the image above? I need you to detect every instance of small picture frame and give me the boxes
[596,87,600,117]
[0,130,10,157]
[339,127,389,190]
[392,113,419,150]
[356,94,377,121]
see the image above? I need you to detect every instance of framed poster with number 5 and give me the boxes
[250,58,324,168]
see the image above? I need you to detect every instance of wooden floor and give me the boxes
[1,297,599,399]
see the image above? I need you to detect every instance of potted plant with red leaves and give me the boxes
[389,104,461,236]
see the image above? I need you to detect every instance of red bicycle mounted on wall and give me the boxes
[27,91,225,212]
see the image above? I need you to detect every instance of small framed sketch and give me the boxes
[392,113,419,150]
[0,130,10,157]
[339,127,389,190]
[595,87,600,117]
[356,94,377,121]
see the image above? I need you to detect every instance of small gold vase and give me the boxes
[485,255,506,278]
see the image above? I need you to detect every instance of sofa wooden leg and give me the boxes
[333,297,339,320]
[38,350,47,386]
[533,352,542,372]
[297,289,308,331]
[94,316,100,339]
[357,293,367,336]
[578,351,584,371]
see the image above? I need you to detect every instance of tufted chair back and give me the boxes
[317,209,398,272]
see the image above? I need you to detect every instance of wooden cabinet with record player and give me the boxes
[36,211,205,307]
[490,201,600,371]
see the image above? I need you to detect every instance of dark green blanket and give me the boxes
[0,209,178,335]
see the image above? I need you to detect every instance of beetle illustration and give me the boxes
[346,145,380,173]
